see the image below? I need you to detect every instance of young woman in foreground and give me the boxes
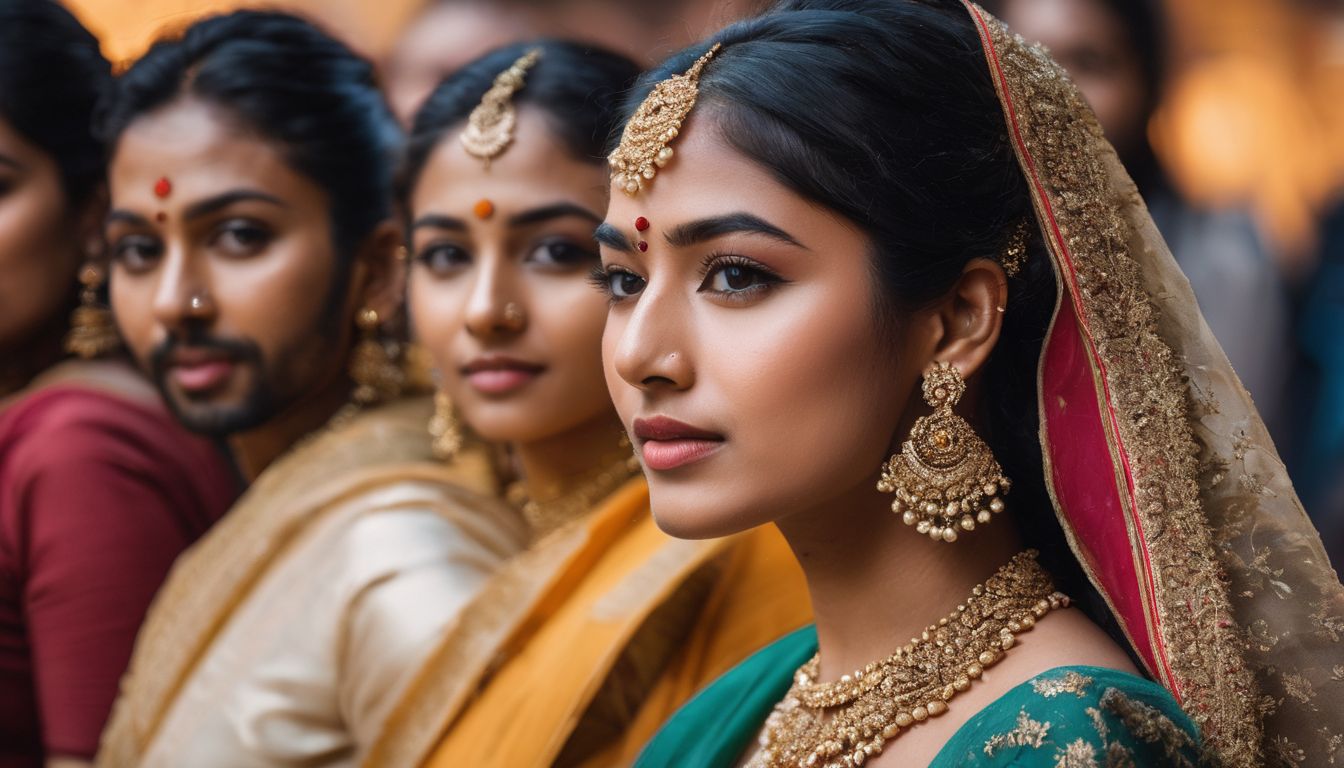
[596,1,1344,765]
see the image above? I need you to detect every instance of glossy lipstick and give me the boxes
[633,416,724,471]
[462,355,545,395]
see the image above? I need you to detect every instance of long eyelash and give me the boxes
[698,251,784,283]
[587,264,613,295]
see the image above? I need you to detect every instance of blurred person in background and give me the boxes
[383,0,770,125]
[982,0,1293,437]
[1300,198,1344,559]
[95,11,525,766]
[0,2,237,766]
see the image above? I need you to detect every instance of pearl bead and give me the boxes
[990,498,1006,514]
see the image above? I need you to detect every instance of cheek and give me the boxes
[215,235,338,349]
[408,270,468,374]
[0,183,76,346]
[534,280,610,408]
[109,271,158,361]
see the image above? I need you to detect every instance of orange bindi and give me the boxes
[473,199,495,220]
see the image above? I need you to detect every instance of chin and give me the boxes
[647,484,768,541]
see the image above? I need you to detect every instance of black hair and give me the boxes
[627,0,1117,636]
[98,10,402,257]
[399,40,642,207]
[0,0,111,207]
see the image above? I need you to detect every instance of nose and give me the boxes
[612,284,693,393]
[151,245,216,333]
[463,249,526,339]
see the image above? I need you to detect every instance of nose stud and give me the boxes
[503,302,525,329]
[189,293,209,312]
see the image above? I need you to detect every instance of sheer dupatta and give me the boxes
[962,3,1344,764]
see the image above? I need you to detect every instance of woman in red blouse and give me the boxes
[0,4,238,765]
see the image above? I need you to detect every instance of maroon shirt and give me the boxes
[0,386,237,765]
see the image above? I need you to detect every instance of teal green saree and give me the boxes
[636,627,1201,767]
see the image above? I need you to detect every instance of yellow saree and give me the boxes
[97,397,527,767]
[365,477,812,768]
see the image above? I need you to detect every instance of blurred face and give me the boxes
[998,0,1148,155]
[385,2,536,125]
[0,117,84,352]
[599,117,919,539]
[107,98,352,436]
[408,107,613,446]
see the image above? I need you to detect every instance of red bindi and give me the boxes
[155,212,167,223]
[153,177,172,199]
[637,241,649,252]
[634,216,650,232]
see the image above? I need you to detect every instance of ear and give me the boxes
[351,219,407,323]
[924,258,1008,381]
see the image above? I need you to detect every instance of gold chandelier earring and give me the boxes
[428,388,463,461]
[350,308,404,407]
[877,361,1011,543]
[65,262,121,359]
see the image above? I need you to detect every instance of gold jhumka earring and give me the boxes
[609,43,721,196]
[64,262,120,359]
[878,362,1011,543]
[460,49,541,168]
[428,388,463,460]
[349,308,404,407]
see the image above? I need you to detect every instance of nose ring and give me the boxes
[503,302,525,328]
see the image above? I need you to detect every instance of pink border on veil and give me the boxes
[963,1,1178,697]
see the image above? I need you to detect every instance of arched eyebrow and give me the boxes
[665,213,805,250]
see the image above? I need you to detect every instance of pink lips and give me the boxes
[168,350,236,394]
[462,355,545,395]
[632,416,725,471]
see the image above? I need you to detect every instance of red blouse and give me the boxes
[0,386,237,765]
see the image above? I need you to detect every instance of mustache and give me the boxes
[149,331,263,378]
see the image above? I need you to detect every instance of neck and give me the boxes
[512,410,634,533]
[226,375,352,483]
[776,470,1024,682]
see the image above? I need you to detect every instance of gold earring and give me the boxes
[350,308,404,406]
[877,361,1011,543]
[65,263,120,359]
[428,388,463,460]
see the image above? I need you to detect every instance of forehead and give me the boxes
[604,112,839,236]
[412,105,608,212]
[109,97,325,208]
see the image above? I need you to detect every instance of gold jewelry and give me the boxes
[502,301,525,329]
[999,218,1030,277]
[188,293,209,312]
[65,263,120,359]
[749,551,1068,768]
[609,43,721,196]
[506,446,642,538]
[460,48,542,168]
[349,307,404,406]
[428,388,463,460]
[878,361,1011,543]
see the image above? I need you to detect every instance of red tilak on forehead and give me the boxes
[153,177,172,199]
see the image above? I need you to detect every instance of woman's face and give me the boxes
[599,117,927,540]
[0,116,85,352]
[107,98,355,436]
[408,107,613,446]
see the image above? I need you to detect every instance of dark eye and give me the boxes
[416,243,470,274]
[699,256,782,298]
[590,265,646,302]
[110,235,164,274]
[527,239,597,268]
[214,220,272,257]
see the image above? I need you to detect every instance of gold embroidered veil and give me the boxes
[959,3,1344,765]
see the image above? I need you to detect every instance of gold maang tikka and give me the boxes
[609,43,721,196]
[460,48,542,167]
[878,362,1011,543]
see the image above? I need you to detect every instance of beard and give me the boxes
[149,330,283,437]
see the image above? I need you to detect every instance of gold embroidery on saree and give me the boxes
[984,709,1052,756]
[1033,670,1094,698]
[1055,739,1099,768]
[1099,688,1195,767]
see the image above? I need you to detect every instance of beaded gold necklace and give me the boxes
[506,449,641,538]
[748,550,1068,768]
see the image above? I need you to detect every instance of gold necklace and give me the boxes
[506,449,641,538]
[748,550,1068,768]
